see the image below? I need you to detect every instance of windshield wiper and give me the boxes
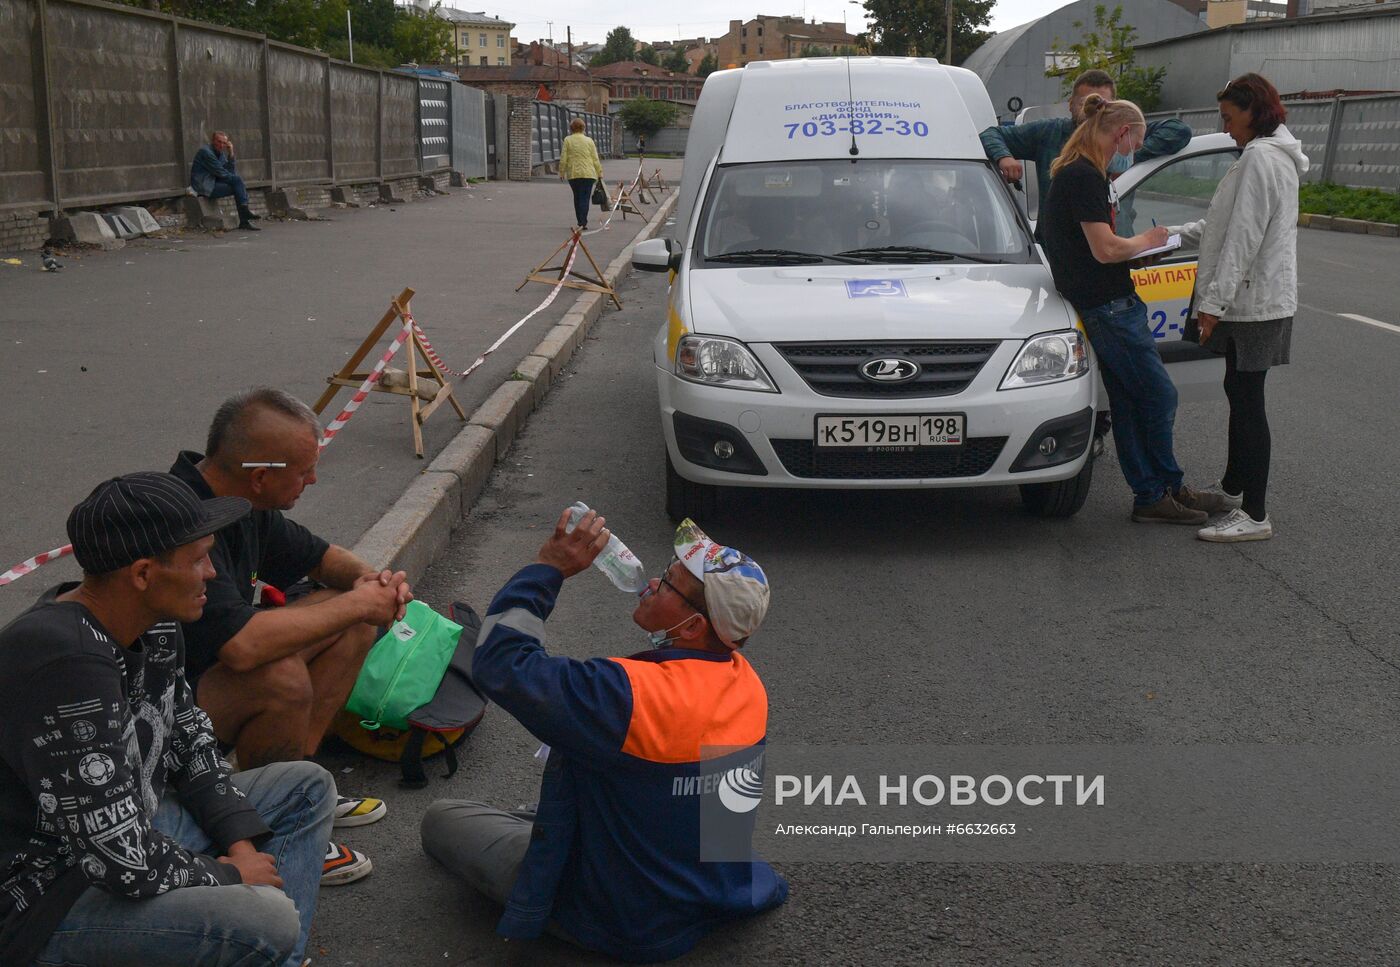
[835,245,1007,264]
[707,248,867,265]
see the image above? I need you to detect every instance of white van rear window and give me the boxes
[697,159,1034,265]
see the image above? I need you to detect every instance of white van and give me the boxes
[633,57,1222,520]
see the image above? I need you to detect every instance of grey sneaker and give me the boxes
[1131,494,1208,525]
[1175,484,1234,515]
[1196,481,1244,512]
[1198,508,1273,542]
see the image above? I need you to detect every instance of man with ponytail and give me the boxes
[1039,94,1228,525]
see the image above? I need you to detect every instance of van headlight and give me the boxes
[999,330,1089,390]
[675,335,778,392]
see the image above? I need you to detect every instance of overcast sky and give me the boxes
[497,0,1065,47]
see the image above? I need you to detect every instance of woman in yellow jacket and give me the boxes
[559,118,605,230]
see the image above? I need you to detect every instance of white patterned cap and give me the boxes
[673,518,770,649]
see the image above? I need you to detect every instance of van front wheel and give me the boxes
[665,454,719,522]
[1019,454,1094,519]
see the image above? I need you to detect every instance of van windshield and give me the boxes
[696,159,1035,266]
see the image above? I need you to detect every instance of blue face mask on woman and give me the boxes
[1108,132,1136,174]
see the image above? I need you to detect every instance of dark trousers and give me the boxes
[569,178,593,228]
[1220,340,1271,520]
[1080,295,1185,506]
[210,175,250,208]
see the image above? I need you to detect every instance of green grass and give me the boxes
[1300,183,1400,225]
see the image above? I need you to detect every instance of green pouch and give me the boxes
[345,600,463,731]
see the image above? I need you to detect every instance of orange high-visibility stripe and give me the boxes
[610,653,768,764]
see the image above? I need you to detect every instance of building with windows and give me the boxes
[591,61,705,102]
[716,15,858,68]
[453,63,610,114]
[427,5,514,67]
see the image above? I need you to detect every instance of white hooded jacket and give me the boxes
[1171,125,1310,321]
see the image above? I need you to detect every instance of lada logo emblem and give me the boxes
[860,358,920,382]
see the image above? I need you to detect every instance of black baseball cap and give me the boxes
[66,472,250,574]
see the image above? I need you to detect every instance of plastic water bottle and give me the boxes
[565,501,648,593]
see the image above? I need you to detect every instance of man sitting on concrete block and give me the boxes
[190,131,261,232]
[169,388,414,886]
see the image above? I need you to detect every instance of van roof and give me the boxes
[718,57,997,166]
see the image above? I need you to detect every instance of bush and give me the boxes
[1299,183,1400,225]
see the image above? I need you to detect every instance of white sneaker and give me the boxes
[1198,481,1244,512]
[1197,508,1272,542]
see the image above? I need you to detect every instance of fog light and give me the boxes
[1038,436,1058,456]
[713,440,736,459]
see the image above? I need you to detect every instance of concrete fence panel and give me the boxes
[50,0,181,206]
[382,73,419,177]
[268,45,330,184]
[0,0,48,208]
[179,26,269,184]
[331,63,379,182]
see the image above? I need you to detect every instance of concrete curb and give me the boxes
[351,190,679,577]
[1299,212,1399,237]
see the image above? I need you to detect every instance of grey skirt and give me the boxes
[1204,316,1293,371]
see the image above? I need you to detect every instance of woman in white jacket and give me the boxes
[1170,73,1308,543]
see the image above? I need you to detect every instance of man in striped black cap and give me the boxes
[0,472,335,967]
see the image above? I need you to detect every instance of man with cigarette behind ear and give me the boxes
[168,388,413,886]
[421,508,788,962]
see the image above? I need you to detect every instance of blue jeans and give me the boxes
[35,761,335,967]
[210,175,250,208]
[569,178,594,228]
[1080,295,1185,505]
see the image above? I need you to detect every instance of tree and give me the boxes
[862,0,995,65]
[696,52,719,77]
[662,47,691,74]
[392,2,455,64]
[618,96,679,142]
[1046,4,1167,111]
[590,26,638,67]
[636,45,660,66]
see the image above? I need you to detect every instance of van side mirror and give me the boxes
[633,237,681,273]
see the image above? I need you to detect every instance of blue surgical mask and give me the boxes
[647,614,699,649]
[1108,135,1134,174]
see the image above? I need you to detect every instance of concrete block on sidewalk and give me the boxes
[183,195,237,231]
[100,213,141,240]
[379,183,408,204]
[450,170,468,188]
[49,212,125,249]
[328,186,361,208]
[1333,217,1370,234]
[468,381,533,459]
[512,355,552,408]
[1366,221,1399,237]
[349,471,461,581]
[426,425,497,509]
[268,189,324,221]
[112,206,163,236]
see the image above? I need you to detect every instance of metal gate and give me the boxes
[450,83,487,179]
[418,79,451,171]
[484,94,496,171]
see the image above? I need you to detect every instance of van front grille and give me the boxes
[772,341,1000,398]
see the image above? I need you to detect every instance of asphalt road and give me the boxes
[0,158,679,622]
[307,228,1400,965]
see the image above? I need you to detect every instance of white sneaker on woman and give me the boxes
[1197,508,1272,542]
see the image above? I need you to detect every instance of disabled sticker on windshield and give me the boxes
[845,279,907,298]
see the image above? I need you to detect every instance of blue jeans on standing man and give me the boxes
[1079,294,1185,506]
[34,761,335,967]
[569,177,594,229]
[210,175,251,208]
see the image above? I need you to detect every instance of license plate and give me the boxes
[815,414,965,450]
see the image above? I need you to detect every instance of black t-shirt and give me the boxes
[169,451,329,682]
[1040,158,1135,313]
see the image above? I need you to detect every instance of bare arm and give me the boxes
[1081,221,1169,265]
[308,544,375,591]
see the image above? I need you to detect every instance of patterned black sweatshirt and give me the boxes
[0,585,271,963]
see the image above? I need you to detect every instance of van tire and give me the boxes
[1019,454,1094,518]
[665,454,719,522]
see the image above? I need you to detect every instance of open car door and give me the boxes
[1112,134,1240,404]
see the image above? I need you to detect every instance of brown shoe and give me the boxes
[1174,484,1231,515]
[1130,494,1208,525]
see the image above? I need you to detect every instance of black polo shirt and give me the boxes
[1040,157,1135,313]
[169,451,329,683]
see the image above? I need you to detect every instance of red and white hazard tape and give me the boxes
[0,545,75,587]
[319,311,416,450]
[4,234,591,586]
[583,160,648,238]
